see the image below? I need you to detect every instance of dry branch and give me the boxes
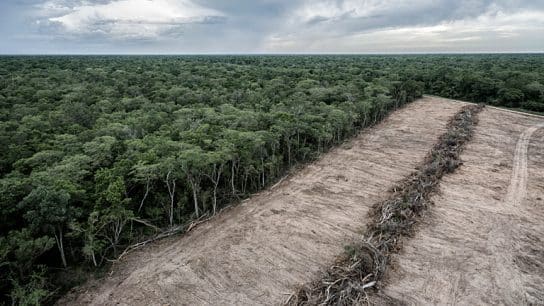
[115,213,215,262]
[286,104,484,306]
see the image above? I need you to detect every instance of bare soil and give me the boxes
[375,106,544,305]
[60,97,464,306]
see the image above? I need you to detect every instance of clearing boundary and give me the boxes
[60,97,465,305]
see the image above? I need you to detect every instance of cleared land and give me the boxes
[61,97,464,305]
[62,97,544,305]
[376,105,544,304]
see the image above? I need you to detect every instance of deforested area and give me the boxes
[58,97,465,306]
[1,54,544,305]
[286,104,483,305]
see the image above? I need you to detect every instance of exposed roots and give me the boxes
[286,104,484,306]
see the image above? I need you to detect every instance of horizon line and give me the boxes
[1,51,544,56]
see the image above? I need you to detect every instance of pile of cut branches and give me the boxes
[286,104,484,305]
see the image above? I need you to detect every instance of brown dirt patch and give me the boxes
[375,107,544,305]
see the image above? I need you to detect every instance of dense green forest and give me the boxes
[0,54,543,305]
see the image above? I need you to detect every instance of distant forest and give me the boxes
[1,54,543,305]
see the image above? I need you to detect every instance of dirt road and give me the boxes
[61,97,464,305]
[377,107,544,305]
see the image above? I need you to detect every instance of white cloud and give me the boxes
[44,0,224,39]
[295,0,436,22]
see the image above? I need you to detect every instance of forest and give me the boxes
[0,54,543,305]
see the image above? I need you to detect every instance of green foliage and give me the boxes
[21,185,73,232]
[9,266,52,306]
[404,54,544,111]
[1,230,54,305]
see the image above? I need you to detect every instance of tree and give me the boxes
[83,136,118,168]
[204,146,232,215]
[525,81,544,101]
[131,161,160,213]
[178,145,207,218]
[20,184,78,268]
[95,169,131,245]
[1,230,54,306]
[498,87,524,108]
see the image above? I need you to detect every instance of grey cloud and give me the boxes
[1,0,543,53]
[269,0,544,50]
[301,1,494,33]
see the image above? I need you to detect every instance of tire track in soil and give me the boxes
[505,123,544,206]
[487,121,544,305]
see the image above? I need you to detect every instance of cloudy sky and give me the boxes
[1,0,543,54]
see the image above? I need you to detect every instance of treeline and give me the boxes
[403,54,544,112]
[0,55,423,304]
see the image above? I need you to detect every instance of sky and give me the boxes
[0,0,543,54]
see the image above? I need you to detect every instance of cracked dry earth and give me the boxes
[375,106,544,305]
[60,97,465,306]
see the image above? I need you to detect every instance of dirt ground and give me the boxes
[376,106,544,305]
[60,97,464,305]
